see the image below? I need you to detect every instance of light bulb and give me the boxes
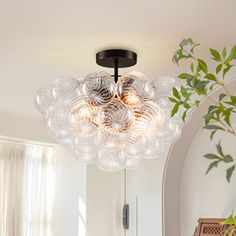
[117,71,154,107]
[100,99,134,133]
[80,71,116,106]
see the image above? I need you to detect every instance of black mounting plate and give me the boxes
[96,49,137,68]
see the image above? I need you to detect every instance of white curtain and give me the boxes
[0,140,56,236]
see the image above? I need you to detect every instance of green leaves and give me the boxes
[170,39,236,182]
[204,141,235,182]
[172,38,199,65]
[227,165,235,182]
[210,48,222,62]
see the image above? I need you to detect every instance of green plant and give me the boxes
[170,38,236,182]
[220,213,236,236]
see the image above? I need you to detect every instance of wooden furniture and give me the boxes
[193,218,230,236]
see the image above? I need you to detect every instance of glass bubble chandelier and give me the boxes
[35,49,183,172]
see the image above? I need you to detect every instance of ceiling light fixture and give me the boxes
[35,49,183,172]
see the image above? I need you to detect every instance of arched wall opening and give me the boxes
[162,79,236,236]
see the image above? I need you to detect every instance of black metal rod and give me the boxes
[114,58,119,83]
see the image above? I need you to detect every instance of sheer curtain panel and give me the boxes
[0,140,56,236]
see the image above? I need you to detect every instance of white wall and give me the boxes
[180,125,236,236]
[53,147,87,236]
[126,147,171,236]
[86,165,124,236]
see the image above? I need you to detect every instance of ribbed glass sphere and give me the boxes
[97,149,123,172]
[131,101,164,136]
[100,99,134,133]
[143,139,168,159]
[69,101,99,137]
[117,71,154,107]
[35,84,56,117]
[156,120,181,141]
[53,77,81,108]
[69,136,98,164]
[152,76,177,100]
[80,71,116,106]
[118,153,140,169]
[98,131,125,150]
[46,107,71,139]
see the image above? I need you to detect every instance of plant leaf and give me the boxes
[216,141,224,156]
[206,161,219,174]
[171,103,179,117]
[173,87,180,99]
[198,59,208,73]
[204,153,220,160]
[223,155,234,163]
[216,64,223,74]
[205,73,217,81]
[226,165,235,182]
[210,48,222,61]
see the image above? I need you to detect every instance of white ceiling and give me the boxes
[1,0,236,118]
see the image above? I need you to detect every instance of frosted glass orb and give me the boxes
[131,101,164,136]
[97,149,123,172]
[69,102,99,137]
[117,71,155,107]
[100,99,134,133]
[53,77,81,108]
[80,71,116,106]
[35,84,56,116]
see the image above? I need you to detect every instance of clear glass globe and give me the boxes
[156,119,181,141]
[35,84,56,117]
[98,131,126,150]
[69,136,98,164]
[117,71,155,107]
[152,76,178,100]
[100,99,134,133]
[122,133,147,156]
[80,71,116,106]
[53,77,81,108]
[143,139,168,159]
[46,107,71,139]
[118,153,140,169]
[69,101,99,137]
[97,149,123,172]
[131,101,164,136]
